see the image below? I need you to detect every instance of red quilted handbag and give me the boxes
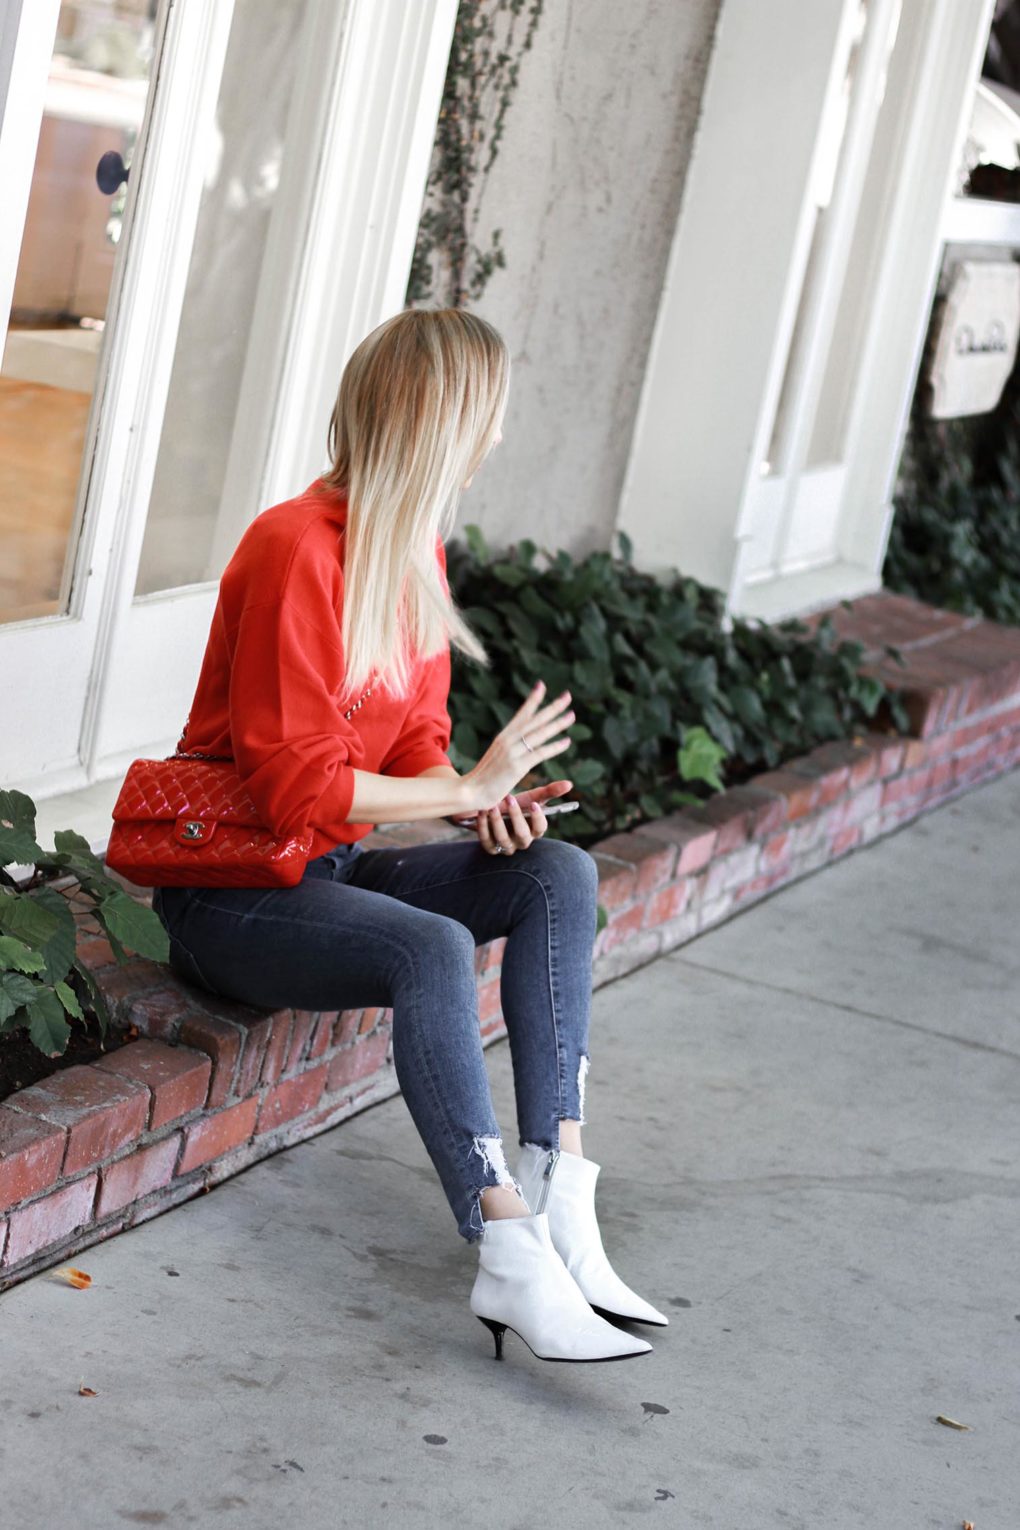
[105,684,373,889]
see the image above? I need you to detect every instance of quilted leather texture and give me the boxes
[105,756,314,889]
[111,757,266,825]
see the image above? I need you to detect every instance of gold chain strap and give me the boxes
[174,683,375,760]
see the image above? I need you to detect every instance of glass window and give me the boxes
[0,0,155,625]
[133,0,309,597]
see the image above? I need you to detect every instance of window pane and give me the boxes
[133,0,308,597]
[0,0,155,625]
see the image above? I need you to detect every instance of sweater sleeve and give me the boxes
[379,641,454,778]
[227,594,362,840]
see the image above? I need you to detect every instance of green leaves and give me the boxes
[679,725,727,793]
[23,986,71,1058]
[0,789,46,868]
[0,885,75,983]
[100,888,170,963]
[0,791,170,1063]
[883,376,1020,625]
[730,684,768,731]
[0,971,39,1028]
[0,934,45,974]
[444,526,904,844]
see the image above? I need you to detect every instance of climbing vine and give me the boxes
[406,0,545,309]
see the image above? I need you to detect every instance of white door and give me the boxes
[0,0,458,838]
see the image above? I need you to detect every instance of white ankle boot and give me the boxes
[514,1144,670,1327]
[469,1210,653,1362]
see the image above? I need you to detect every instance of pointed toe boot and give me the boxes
[514,1144,670,1327]
[469,1210,653,1363]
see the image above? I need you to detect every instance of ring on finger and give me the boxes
[487,805,514,854]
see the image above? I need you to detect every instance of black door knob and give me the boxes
[96,150,129,195]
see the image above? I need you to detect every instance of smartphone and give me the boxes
[451,800,580,826]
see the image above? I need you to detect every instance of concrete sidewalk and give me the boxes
[2,769,1017,1530]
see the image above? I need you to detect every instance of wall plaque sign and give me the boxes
[929,259,1020,418]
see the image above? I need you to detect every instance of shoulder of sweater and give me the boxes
[220,486,346,610]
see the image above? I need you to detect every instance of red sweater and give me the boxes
[178,479,455,857]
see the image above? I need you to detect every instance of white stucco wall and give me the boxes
[419,0,722,558]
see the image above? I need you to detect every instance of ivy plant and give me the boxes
[883,270,1020,622]
[407,0,545,307]
[884,385,1020,624]
[445,526,910,847]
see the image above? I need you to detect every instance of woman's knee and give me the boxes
[527,836,598,900]
[414,909,477,974]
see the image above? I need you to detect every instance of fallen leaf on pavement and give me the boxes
[78,1380,97,1396]
[935,1414,971,1430]
[52,1266,91,1288]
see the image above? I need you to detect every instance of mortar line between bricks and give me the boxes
[663,954,1020,1063]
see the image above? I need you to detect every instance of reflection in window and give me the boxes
[761,0,879,478]
[134,0,309,598]
[0,0,155,625]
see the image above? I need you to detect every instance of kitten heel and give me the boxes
[476,1315,508,1360]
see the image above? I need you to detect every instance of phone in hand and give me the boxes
[451,800,580,826]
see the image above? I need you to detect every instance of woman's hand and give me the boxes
[461,681,575,811]
[463,779,573,856]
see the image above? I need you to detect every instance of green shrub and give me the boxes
[446,526,909,845]
[884,400,1020,624]
[884,304,1020,622]
[0,790,168,1059]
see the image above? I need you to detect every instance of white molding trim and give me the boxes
[735,559,881,624]
[941,194,1020,247]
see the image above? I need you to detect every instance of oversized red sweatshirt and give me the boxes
[177,478,455,857]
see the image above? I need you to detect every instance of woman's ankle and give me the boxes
[479,1184,532,1221]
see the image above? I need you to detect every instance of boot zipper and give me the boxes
[534,1148,560,1215]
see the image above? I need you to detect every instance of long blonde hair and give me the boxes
[320,307,508,707]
